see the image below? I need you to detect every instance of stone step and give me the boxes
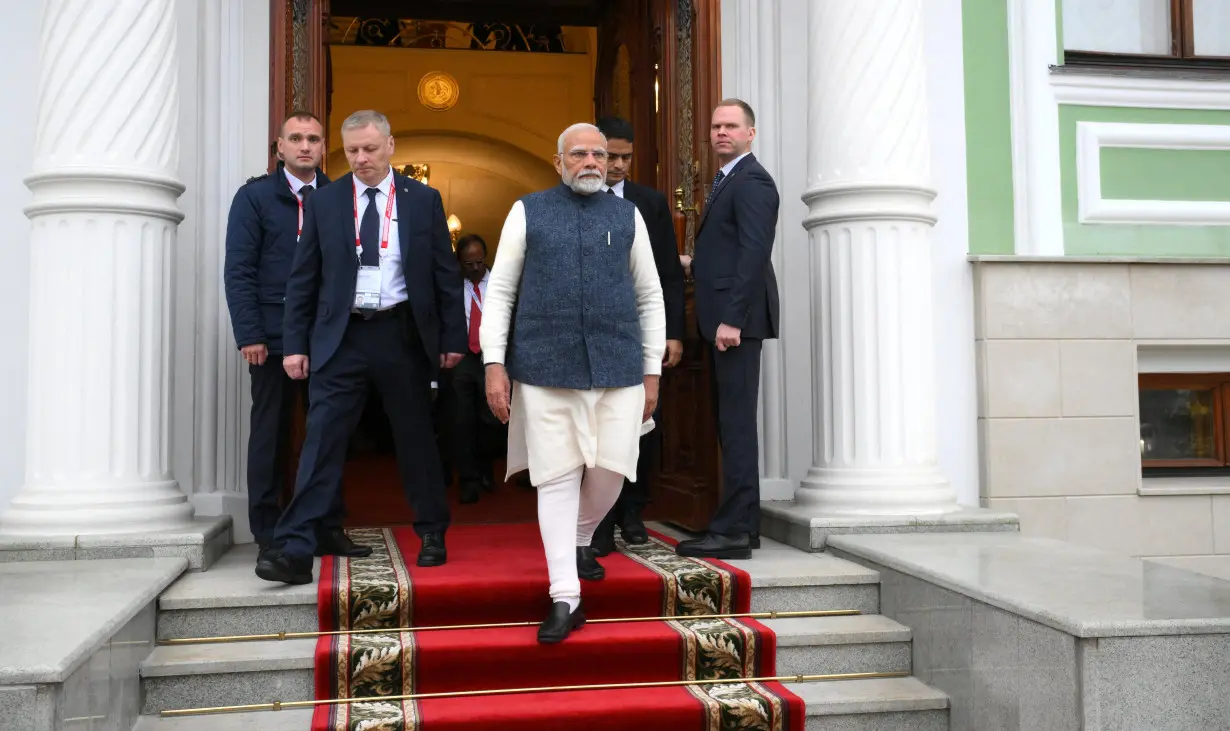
[156,541,882,640]
[134,676,947,731]
[140,614,912,714]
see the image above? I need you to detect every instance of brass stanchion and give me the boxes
[158,608,862,646]
[160,671,910,717]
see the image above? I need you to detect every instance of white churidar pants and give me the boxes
[537,464,625,604]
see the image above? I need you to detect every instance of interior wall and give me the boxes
[327,44,594,254]
[0,0,42,514]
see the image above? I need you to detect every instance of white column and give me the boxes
[0,0,195,534]
[797,0,959,515]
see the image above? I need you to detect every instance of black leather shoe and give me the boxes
[590,521,616,557]
[256,544,275,564]
[537,601,586,644]
[459,483,480,504]
[675,533,752,560]
[618,510,649,544]
[577,546,605,581]
[481,473,495,493]
[750,532,761,550]
[315,528,373,558]
[417,532,447,567]
[255,550,313,585]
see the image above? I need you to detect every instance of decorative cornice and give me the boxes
[1052,72,1230,110]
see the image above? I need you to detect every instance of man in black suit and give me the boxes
[224,112,368,564]
[256,109,467,584]
[676,99,780,561]
[588,116,685,555]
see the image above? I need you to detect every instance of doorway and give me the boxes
[271,0,725,530]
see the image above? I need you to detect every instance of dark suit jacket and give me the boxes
[223,163,331,354]
[621,180,686,340]
[692,153,780,342]
[282,170,467,373]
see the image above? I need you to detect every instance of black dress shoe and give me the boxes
[576,546,605,581]
[417,532,447,567]
[256,544,275,564]
[315,528,373,558]
[675,533,752,560]
[537,601,585,644]
[459,483,480,504]
[590,521,616,557]
[751,532,761,550]
[255,550,313,585]
[481,473,495,493]
[618,511,649,545]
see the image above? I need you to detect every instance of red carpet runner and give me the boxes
[312,524,803,730]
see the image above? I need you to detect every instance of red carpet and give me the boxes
[312,524,802,731]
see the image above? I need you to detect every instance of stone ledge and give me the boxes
[0,516,232,571]
[827,532,1230,638]
[0,557,185,684]
[760,503,1019,552]
[968,254,1230,265]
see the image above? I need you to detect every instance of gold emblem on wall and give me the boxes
[417,71,460,111]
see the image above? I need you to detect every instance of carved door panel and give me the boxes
[596,0,724,531]
[269,0,331,169]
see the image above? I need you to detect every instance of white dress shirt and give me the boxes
[464,271,489,330]
[284,168,316,198]
[719,151,751,177]
[602,179,626,198]
[353,169,407,309]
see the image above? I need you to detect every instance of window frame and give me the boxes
[1139,372,1230,469]
[1064,0,1230,70]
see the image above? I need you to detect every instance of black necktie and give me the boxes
[359,188,380,267]
[705,170,726,208]
[607,188,615,195]
[300,184,314,201]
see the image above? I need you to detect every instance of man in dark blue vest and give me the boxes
[481,123,666,643]
[224,111,367,564]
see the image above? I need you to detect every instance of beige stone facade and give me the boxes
[973,258,1230,581]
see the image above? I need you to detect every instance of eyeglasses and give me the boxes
[564,148,608,162]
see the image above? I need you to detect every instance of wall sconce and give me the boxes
[447,214,462,248]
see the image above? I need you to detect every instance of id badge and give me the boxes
[354,265,381,310]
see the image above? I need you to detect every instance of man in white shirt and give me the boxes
[449,234,500,503]
[256,110,467,584]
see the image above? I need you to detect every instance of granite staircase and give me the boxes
[131,536,950,730]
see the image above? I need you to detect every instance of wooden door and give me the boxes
[595,0,724,531]
[269,0,331,169]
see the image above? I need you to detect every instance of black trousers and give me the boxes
[246,360,342,547]
[273,308,450,559]
[707,337,763,536]
[449,351,504,487]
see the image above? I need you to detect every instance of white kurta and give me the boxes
[480,199,667,485]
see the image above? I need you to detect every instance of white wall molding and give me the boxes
[1052,73,1230,110]
[1076,121,1230,225]
[1006,0,1065,255]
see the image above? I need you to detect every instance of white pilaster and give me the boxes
[797,0,959,515]
[0,0,195,534]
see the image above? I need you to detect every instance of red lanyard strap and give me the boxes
[353,178,396,259]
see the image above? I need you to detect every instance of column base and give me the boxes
[0,515,232,571]
[0,480,196,536]
[795,465,960,516]
[760,501,1020,552]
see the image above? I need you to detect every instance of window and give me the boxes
[1064,0,1230,68]
[1139,373,1230,470]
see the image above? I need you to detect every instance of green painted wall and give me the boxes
[962,0,1015,255]
[1059,105,1230,256]
[1101,148,1230,202]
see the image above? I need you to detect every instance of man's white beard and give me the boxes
[564,169,604,195]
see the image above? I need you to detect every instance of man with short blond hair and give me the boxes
[255,109,466,585]
[482,122,666,643]
[225,111,367,564]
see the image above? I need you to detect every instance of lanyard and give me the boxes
[353,179,396,261]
